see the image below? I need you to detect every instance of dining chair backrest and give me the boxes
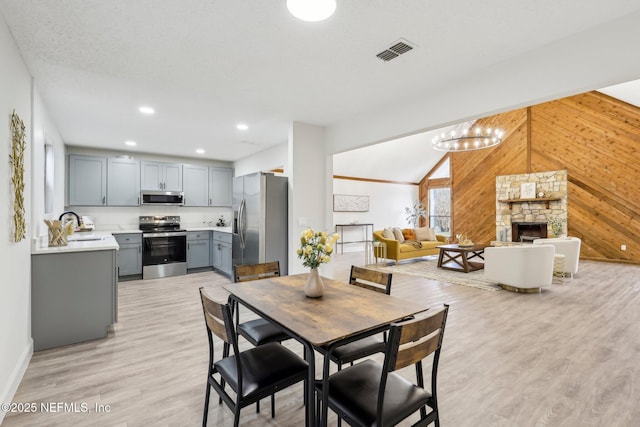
[199,288,235,347]
[234,261,280,283]
[386,304,449,372]
[349,265,392,295]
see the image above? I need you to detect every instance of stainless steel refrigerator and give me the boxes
[232,172,288,274]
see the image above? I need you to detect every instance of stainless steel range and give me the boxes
[139,215,187,279]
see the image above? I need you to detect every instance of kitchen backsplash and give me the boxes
[60,205,233,231]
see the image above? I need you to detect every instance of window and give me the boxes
[424,156,450,236]
[428,187,450,236]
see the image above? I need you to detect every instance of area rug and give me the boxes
[371,256,501,292]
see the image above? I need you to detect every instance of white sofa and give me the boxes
[484,245,556,293]
[533,237,581,277]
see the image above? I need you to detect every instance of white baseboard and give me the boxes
[0,339,33,425]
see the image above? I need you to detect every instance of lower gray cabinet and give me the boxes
[31,249,117,351]
[212,231,232,276]
[114,233,142,279]
[187,231,212,270]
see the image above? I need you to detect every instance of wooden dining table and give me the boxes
[223,273,430,427]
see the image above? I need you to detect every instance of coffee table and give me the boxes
[436,243,487,273]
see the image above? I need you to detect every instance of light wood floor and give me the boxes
[5,252,640,426]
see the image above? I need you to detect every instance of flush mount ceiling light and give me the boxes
[432,125,504,152]
[138,106,155,115]
[196,149,205,154]
[287,0,336,22]
[125,140,137,146]
[236,123,249,130]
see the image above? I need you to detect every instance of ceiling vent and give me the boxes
[376,39,415,62]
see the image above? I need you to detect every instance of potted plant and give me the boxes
[548,216,566,237]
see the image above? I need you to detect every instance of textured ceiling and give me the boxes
[1,0,640,180]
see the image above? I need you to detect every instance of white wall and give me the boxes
[0,15,35,422]
[32,88,65,239]
[72,205,232,231]
[332,179,417,252]
[233,143,287,177]
[288,122,328,274]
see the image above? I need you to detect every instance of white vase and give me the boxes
[305,267,324,298]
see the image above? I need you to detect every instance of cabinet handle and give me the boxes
[137,197,140,205]
[188,243,190,250]
[103,196,106,205]
[209,198,212,205]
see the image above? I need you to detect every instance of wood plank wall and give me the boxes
[419,91,640,263]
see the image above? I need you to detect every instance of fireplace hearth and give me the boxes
[512,222,547,242]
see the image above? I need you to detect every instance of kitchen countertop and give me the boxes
[185,226,232,233]
[32,231,119,255]
[32,227,232,255]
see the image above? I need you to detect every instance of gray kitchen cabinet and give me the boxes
[141,160,183,191]
[31,248,117,351]
[183,164,209,206]
[114,233,142,279]
[209,167,232,206]
[68,154,107,206]
[212,231,232,276]
[187,231,212,270]
[108,158,141,206]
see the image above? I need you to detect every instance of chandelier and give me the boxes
[432,125,504,152]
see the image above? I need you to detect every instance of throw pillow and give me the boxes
[402,228,416,240]
[392,227,405,243]
[415,226,436,241]
[382,227,395,240]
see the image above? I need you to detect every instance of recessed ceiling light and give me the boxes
[125,140,137,146]
[237,123,249,131]
[196,149,205,154]
[138,106,155,115]
[287,0,336,22]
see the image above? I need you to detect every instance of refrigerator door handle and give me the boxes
[239,199,246,249]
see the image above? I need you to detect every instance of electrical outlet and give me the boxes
[621,244,627,251]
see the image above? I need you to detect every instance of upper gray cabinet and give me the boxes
[141,161,183,191]
[68,154,107,206]
[209,167,232,206]
[183,164,209,207]
[107,158,140,206]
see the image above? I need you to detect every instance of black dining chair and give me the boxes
[320,266,393,370]
[232,261,292,347]
[199,287,308,427]
[317,304,449,427]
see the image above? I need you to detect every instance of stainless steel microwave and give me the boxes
[140,191,184,206]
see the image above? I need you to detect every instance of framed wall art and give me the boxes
[333,194,369,212]
[521,182,536,199]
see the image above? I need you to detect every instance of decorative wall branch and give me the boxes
[9,110,26,242]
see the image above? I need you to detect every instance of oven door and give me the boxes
[142,232,187,266]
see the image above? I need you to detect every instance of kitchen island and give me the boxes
[31,233,119,351]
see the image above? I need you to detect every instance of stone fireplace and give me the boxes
[512,222,547,242]
[495,170,568,242]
